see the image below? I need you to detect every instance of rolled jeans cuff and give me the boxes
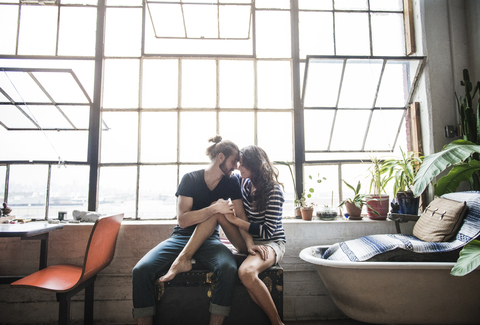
[209,302,230,317]
[132,306,156,319]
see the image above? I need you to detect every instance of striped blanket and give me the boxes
[320,191,480,262]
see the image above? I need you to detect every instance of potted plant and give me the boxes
[298,173,326,221]
[275,161,302,218]
[338,180,373,220]
[383,148,423,215]
[413,69,480,197]
[366,156,391,219]
[316,191,338,220]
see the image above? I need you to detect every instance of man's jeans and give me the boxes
[132,234,238,319]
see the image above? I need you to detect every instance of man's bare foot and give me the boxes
[159,256,193,282]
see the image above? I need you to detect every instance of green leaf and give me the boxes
[435,160,480,196]
[451,240,480,276]
[412,140,480,196]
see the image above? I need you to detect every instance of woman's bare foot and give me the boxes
[159,255,193,282]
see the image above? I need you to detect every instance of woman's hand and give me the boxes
[248,244,269,260]
[213,198,235,215]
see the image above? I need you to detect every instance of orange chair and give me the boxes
[11,213,124,325]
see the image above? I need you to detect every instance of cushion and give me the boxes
[413,196,468,242]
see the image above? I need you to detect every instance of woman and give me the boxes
[160,145,286,325]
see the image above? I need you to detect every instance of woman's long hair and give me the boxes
[240,145,283,212]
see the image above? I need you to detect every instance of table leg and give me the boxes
[22,233,49,270]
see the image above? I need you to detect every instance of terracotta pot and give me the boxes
[301,207,314,221]
[366,195,389,220]
[345,201,362,219]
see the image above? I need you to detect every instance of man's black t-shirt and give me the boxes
[172,169,242,236]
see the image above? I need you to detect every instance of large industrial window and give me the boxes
[0,0,421,220]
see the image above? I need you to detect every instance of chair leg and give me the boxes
[57,295,71,325]
[84,279,95,325]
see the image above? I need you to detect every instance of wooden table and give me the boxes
[0,222,64,284]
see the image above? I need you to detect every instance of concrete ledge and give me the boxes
[0,218,413,324]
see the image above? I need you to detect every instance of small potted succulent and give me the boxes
[338,180,375,220]
[297,173,326,221]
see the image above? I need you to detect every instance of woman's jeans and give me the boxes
[132,234,238,319]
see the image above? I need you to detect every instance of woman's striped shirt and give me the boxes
[241,178,286,244]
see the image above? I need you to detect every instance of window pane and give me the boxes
[105,7,142,57]
[299,12,334,59]
[219,5,251,39]
[18,5,58,55]
[364,109,404,151]
[371,13,406,56]
[32,71,91,104]
[303,59,343,107]
[335,12,370,55]
[98,166,137,218]
[59,105,90,129]
[138,165,177,219]
[48,165,89,219]
[256,0,289,9]
[183,4,218,38]
[0,71,49,103]
[0,105,37,129]
[9,165,48,218]
[140,112,177,163]
[257,61,292,109]
[179,111,215,162]
[255,11,291,59]
[103,59,139,108]
[257,111,292,162]
[376,61,411,107]
[338,59,383,108]
[275,163,296,218]
[219,111,254,150]
[101,112,138,163]
[334,0,368,10]
[0,4,18,55]
[370,0,403,11]
[142,59,178,109]
[299,0,332,10]
[304,109,335,151]
[219,60,254,109]
[1,129,88,161]
[330,110,370,151]
[58,7,97,57]
[181,60,216,108]
[304,165,339,207]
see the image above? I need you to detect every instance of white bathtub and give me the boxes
[300,245,480,324]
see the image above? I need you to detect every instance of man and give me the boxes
[132,136,247,325]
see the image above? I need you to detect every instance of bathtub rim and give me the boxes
[299,245,460,270]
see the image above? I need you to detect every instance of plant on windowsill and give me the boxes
[338,180,372,220]
[366,155,391,219]
[298,173,326,221]
[382,148,423,215]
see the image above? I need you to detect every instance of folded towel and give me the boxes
[321,191,480,262]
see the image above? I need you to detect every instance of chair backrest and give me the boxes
[80,213,124,282]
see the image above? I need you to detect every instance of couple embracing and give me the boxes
[132,136,286,325]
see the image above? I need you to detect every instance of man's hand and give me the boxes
[248,244,269,260]
[214,198,235,215]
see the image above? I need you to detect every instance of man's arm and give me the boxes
[177,195,233,228]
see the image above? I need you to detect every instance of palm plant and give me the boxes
[412,69,480,197]
[383,148,423,197]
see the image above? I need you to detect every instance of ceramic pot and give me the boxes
[301,207,314,221]
[366,195,389,220]
[396,191,420,215]
[344,201,362,219]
